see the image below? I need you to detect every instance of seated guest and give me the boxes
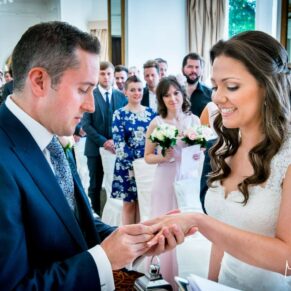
[111,76,156,225]
[141,60,160,111]
[114,64,128,93]
[145,30,291,291]
[0,21,188,290]
[155,57,168,78]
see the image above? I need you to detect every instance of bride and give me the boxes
[144,30,291,291]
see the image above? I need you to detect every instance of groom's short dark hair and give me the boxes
[12,21,100,92]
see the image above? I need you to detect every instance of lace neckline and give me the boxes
[217,180,268,199]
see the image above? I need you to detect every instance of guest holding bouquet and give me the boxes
[111,76,156,225]
[144,76,200,287]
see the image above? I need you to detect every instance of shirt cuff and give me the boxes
[88,245,115,291]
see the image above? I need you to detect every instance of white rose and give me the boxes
[155,129,165,141]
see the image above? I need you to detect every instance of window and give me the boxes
[228,0,256,38]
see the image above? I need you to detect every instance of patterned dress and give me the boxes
[111,107,156,202]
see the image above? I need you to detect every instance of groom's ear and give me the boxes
[28,67,51,97]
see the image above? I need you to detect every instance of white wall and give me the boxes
[126,0,187,76]
[0,0,60,70]
[60,0,107,32]
[256,0,278,37]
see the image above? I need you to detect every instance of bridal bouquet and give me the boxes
[150,123,178,156]
[182,125,212,148]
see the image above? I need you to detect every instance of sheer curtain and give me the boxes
[88,21,109,61]
[95,29,109,61]
[187,0,226,82]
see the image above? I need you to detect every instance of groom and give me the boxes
[0,21,186,290]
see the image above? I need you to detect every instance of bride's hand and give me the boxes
[142,213,198,246]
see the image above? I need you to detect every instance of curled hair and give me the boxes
[208,30,291,204]
[156,75,191,118]
[12,21,100,92]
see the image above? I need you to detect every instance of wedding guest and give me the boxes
[111,76,156,225]
[144,76,200,288]
[200,101,219,130]
[145,31,291,291]
[141,60,160,111]
[199,101,218,213]
[128,66,140,77]
[0,70,4,87]
[4,70,13,83]
[82,61,127,216]
[182,53,212,117]
[0,21,186,290]
[114,64,128,93]
[2,68,13,102]
[155,57,168,78]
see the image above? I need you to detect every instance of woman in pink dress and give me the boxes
[144,76,200,288]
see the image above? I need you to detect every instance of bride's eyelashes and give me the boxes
[227,85,239,91]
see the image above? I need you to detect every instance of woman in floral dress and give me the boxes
[111,76,156,225]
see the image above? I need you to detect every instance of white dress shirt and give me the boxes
[149,90,157,112]
[98,85,113,103]
[5,96,115,291]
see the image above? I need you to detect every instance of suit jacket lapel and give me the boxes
[0,106,88,250]
[67,150,101,246]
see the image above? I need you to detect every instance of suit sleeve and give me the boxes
[82,112,108,147]
[0,162,101,290]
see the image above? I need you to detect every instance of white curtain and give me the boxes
[187,0,226,82]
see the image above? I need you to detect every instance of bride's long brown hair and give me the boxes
[208,31,291,204]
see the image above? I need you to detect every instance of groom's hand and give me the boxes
[142,214,198,247]
[144,224,187,256]
[101,224,155,270]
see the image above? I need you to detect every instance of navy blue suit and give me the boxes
[82,87,127,214]
[141,87,150,107]
[0,105,115,290]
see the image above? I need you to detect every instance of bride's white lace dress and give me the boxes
[205,131,291,291]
